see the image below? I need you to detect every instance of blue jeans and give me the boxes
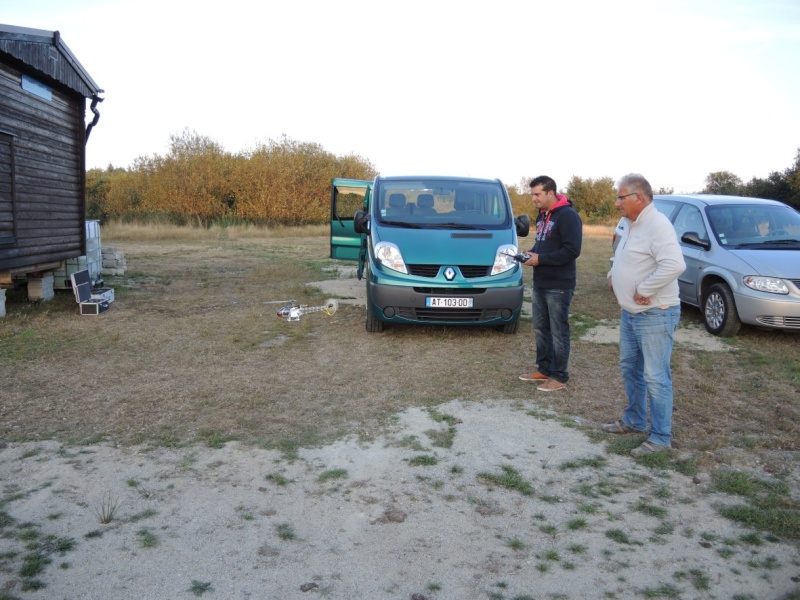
[618,305,680,447]
[532,287,574,383]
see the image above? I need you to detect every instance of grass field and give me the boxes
[1,222,798,474]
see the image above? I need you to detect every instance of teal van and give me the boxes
[330,176,530,333]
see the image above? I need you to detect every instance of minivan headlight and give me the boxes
[743,276,789,295]
[492,244,519,275]
[374,242,408,274]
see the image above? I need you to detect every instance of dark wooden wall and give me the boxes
[0,60,85,272]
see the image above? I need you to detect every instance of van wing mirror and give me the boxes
[354,210,370,234]
[515,214,531,237]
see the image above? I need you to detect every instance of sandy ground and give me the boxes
[1,399,798,600]
[1,272,798,600]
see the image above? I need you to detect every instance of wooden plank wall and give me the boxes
[0,60,85,271]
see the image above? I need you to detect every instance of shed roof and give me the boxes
[0,23,103,98]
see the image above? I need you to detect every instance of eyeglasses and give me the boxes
[615,193,638,201]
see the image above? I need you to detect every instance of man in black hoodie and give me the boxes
[519,176,583,391]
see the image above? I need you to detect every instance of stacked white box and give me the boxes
[0,288,6,318]
[101,246,127,275]
[28,273,55,301]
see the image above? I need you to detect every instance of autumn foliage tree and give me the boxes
[87,130,377,226]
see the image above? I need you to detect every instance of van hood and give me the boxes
[374,227,513,265]
[729,248,800,278]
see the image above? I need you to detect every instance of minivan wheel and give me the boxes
[365,303,384,332]
[703,282,741,337]
[498,320,519,334]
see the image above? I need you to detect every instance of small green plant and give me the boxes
[188,580,214,596]
[539,524,558,537]
[688,569,710,591]
[641,583,681,598]
[568,543,587,554]
[426,582,442,592]
[605,529,632,544]
[653,522,674,536]
[425,427,457,448]
[506,537,526,551]
[136,528,158,548]
[129,508,157,523]
[276,523,296,540]
[539,549,560,561]
[93,492,120,524]
[566,517,587,530]
[265,473,292,486]
[559,455,607,470]
[633,500,668,519]
[19,553,51,578]
[84,529,103,539]
[428,409,460,426]
[409,455,438,467]
[739,532,763,546]
[717,547,735,559]
[195,428,238,449]
[478,465,534,496]
[318,468,348,482]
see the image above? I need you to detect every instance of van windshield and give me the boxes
[375,179,511,230]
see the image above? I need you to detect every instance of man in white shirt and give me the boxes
[603,174,686,457]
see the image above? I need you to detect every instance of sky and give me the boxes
[3,0,800,193]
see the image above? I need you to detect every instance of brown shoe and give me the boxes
[537,379,566,392]
[630,441,671,457]
[519,371,549,382]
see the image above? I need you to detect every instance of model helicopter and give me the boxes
[273,298,338,322]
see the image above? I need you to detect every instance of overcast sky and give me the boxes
[4,0,800,193]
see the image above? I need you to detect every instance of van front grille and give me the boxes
[407,264,492,278]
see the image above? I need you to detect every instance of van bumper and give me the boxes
[368,281,523,325]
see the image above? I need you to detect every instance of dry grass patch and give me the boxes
[1,226,798,492]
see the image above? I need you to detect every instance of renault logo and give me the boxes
[444,267,456,281]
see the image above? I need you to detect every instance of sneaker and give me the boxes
[601,420,637,434]
[630,441,671,457]
[536,379,566,392]
[519,371,549,382]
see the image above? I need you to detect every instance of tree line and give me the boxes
[87,131,800,227]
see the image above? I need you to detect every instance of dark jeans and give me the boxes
[532,286,574,383]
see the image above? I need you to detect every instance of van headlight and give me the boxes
[743,276,789,294]
[374,242,408,274]
[492,244,518,275]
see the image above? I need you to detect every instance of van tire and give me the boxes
[498,320,519,334]
[703,282,741,337]
[365,304,384,332]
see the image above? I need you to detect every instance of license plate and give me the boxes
[426,297,473,308]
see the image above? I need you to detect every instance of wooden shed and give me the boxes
[0,23,104,288]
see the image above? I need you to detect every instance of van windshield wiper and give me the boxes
[380,220,423,228]
[429,222,485,230]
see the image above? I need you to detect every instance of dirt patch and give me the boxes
[2,399,797,599]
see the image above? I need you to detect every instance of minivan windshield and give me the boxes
[375,179,511,230]
[706,204,800,247]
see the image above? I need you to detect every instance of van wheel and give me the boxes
[365,304,384,332]
[703,283,741,337]
[498,320,519,334]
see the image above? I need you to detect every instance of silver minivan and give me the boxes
[612,194,800,336]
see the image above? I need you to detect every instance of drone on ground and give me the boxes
[273,298,338,322]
